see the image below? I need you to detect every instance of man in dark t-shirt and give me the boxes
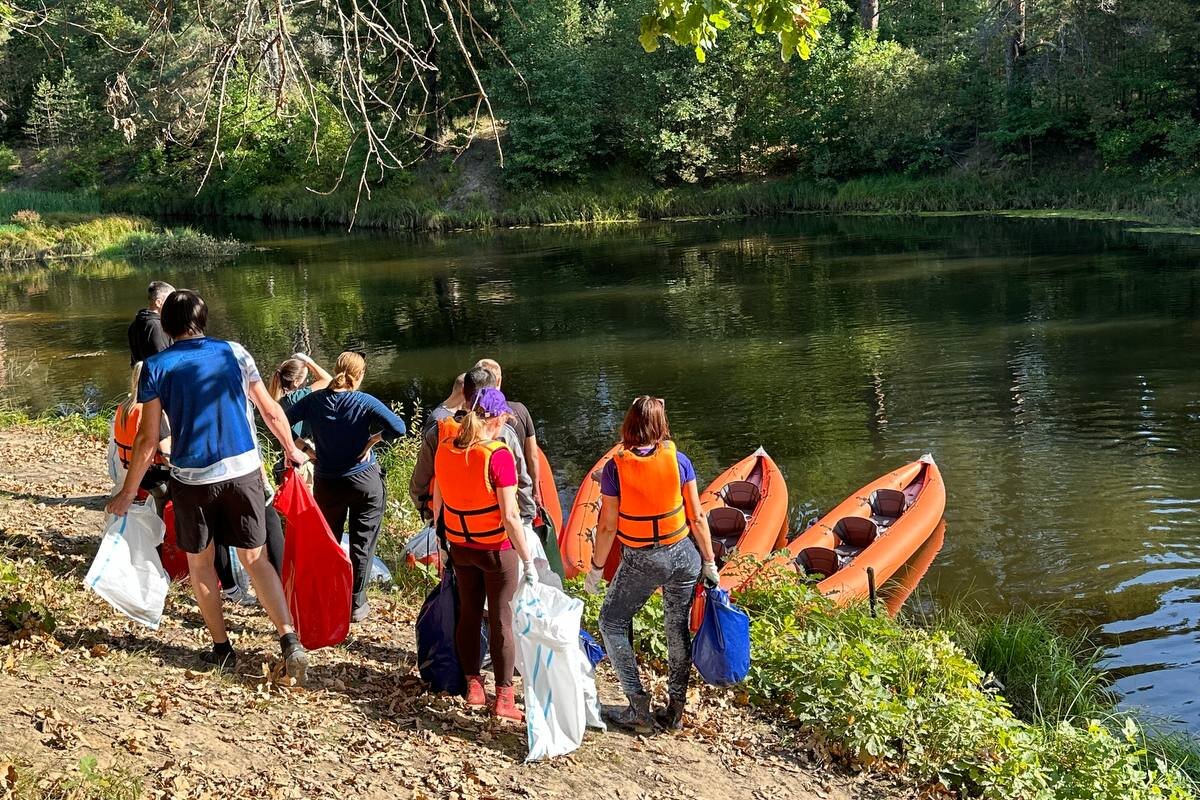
[474,358,544,507]
[128,280,174,366]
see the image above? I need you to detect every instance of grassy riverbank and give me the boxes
[0,191,246,265]
[8,407,1200,798]
[94,168,1200,233]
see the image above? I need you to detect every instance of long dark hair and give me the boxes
[620,396,670,448]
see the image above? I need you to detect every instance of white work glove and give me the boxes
[701,560,720,588]
[522,560,537,587]
[584,567,604,596]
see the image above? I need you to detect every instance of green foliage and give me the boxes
[639,0,831,62]
[9,755,142,800]
[111,228,245,260]
[572,565,1198,798]
[0,190,100,217]
[937,605,1110,724]
[23,68,93,150]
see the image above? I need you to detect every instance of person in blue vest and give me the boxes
[106,290,310,682]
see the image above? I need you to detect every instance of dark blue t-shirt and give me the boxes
[285,389,407,479]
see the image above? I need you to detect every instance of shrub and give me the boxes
[11,209,41,227]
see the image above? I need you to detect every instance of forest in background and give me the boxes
[0,0,1197,227]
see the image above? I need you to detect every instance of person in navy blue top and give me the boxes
[285,351,406,621]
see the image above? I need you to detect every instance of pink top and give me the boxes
[456,447,518,551]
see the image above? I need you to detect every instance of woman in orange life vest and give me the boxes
[585,396,721,733]
[109,361,171,495]
[431,387,537,723]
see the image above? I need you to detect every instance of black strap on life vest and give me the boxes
[442,500,504,541]
[617,502,687,545]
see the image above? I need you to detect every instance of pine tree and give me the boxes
[24,74,57,149]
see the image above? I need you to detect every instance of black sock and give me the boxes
[279,632,300,652]
[213,640,234,656]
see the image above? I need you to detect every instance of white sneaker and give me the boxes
[222,586,258,607]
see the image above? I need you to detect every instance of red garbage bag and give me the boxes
[275,467,352,650]
[159,502,190,581]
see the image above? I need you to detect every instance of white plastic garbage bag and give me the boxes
[84,501,169,629]
[511,581,595,761]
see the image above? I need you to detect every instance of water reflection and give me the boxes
[3,214,1200,727]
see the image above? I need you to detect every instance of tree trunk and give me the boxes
[859,0,879,31]
[1005,0,1026,90]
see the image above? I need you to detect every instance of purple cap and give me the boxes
[473,387,512,418]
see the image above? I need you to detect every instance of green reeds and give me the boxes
[934,604,1111,724]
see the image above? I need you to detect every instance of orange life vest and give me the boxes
[613,440,689,548]
[421,415,464,506]
[435,438,510,548]
[113,404,164,469]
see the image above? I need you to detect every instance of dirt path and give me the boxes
[0,425,907,800]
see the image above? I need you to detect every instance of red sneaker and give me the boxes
[465,675,488,708]
[492,685,524,723]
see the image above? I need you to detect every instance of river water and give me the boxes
[2,213,1199,728]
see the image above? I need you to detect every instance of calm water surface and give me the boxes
[3,213,1200,727]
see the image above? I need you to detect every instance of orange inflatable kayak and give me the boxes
[881,518,945,616]
[559,444,621,579]
[759,455,945,607]
[536,446,563,534]
[702,447,789,590]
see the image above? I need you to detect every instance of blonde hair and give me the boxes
[454,409,487,450]
[474,358,501,384]
[329,351,365,391]
[118,362,143,422]
[270,358,306,400]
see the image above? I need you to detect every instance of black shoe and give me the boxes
[280,634,308,686]
[200,643,237,671]
[602,694,655,734]
[654,699,685,731]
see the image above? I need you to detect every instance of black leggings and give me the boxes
[214,505,285,589]
[314,463,386,610]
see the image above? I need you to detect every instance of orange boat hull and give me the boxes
[701,449,789,591]
[536,446,563,534]
[559,444,621,579]
[760,456,945,608]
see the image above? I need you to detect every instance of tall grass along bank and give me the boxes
[0,190,246,265]
[100,169,1200,233]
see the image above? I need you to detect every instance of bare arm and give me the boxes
[683,479,716,562]
[497,485,532,562]
[592,493,620,570]
[248,380,307,466]
[296,353,333,390]
[105,399,162,516]
[524,436,542,505]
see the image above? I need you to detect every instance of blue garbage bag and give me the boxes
[579,629,605,668]
[416,566,466,695]
[692,586,751,687]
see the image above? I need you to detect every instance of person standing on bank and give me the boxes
[106,290,310,681]
[127,281,174,366]
[585,396,720,733]
[284,352,407,622]
[431,387,536,723]
[474,358,544,508]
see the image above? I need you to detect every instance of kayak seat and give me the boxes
[724,481,761,513]
[870,488,908,519]
[834,516,878,549]
[708,507,747,539]
[797,546,840,578]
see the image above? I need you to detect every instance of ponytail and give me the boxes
[454,410,487,450]
[329,351,365,392]
[119,362,143,421]
[270,358,307,401]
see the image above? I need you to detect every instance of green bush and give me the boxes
[577,565,1197,798]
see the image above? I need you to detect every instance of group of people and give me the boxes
[107,281,723,732]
